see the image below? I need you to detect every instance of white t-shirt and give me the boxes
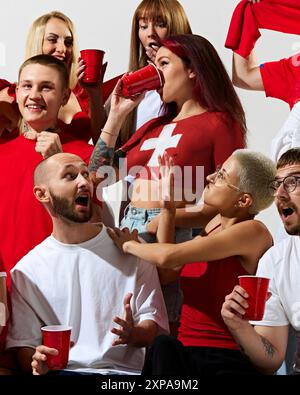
[134,90,163,132]
[252,236,300,372]
[7,226,168,374]
[271,101,300,162]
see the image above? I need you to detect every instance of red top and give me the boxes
[3,82,92,142]
[1,76,120,142]
[121,112,244,192]
[178,255,249,349]
[260,56,300,109]
[0,132,93,288]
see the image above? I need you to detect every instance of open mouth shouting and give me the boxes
[282,207,294,218]
[279,205,296,223]
[75,193,90,209]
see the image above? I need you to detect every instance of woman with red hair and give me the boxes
[89,34,246,329]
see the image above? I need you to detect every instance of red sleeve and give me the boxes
[260,54,300,108]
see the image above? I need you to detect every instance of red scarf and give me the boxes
[225,0,300,58]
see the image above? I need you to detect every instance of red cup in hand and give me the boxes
[121,63,164,98]
[41,325,72,370]
[80,49,105,85]
[238,276,270,321]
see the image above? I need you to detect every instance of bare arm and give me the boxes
[156,207,178,284]
[147,203,217,235]
[124,220,272,272]
[89,80,144,172]
[221,285,288,374]
[174,203,217,228]
[156,154,176,244]
[232,51,264,91]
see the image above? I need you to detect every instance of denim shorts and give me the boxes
[121,204,192,323]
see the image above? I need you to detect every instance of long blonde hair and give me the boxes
[119,0,192,147]
[25,11,79,90]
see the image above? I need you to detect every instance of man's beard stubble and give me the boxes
[50,191,92,223]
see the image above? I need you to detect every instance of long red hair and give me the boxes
[161,34,247,136]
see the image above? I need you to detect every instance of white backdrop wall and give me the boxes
[1,0,298,236]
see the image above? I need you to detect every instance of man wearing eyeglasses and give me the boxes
[222,148,300,375]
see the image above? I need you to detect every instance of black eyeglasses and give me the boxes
[269,175,300,195]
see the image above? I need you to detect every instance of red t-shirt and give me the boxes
[260,53,300,109]
[178,256,249,349]
[1,77,120,142]
[3,82,92,142]
[122,112,244,193]
[0,132,93,287]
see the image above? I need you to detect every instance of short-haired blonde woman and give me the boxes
[108,149,276,376]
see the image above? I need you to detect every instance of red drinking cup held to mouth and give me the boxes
[41,325,72,370]
[238,276,270,321]
[80,49,105,85]
[120,63,164,98]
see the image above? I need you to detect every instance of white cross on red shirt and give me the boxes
[140,124,182,166]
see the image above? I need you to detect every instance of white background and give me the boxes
[1,0,298,237]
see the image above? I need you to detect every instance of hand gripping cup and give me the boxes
[121,63,164,98]
[80,49,105,85]
[41,325,72,370]
[238,276,270,321]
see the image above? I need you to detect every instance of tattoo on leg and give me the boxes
[261,336,275,358]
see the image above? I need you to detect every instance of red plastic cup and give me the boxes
[238,276,270,320]
[121,63,163,97]
[80,49,105,85]
[41,325,72,370]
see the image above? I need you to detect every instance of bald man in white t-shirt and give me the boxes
[6,153,168,375]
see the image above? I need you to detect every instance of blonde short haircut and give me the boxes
[25,11,79,90]
[232,149,276,215]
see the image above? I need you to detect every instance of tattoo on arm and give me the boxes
[238,336,275,361]
[89,138,115,172]
[261,336,275,359]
